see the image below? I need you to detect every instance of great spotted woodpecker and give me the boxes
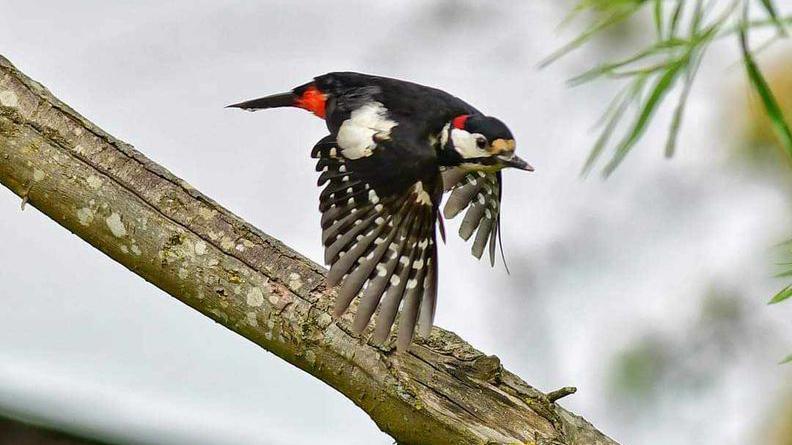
[228,72,532,351]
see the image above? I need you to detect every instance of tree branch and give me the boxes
[0,55,618,445]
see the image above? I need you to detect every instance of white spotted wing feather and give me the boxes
[442,170,503,266]
[312,136,439,351]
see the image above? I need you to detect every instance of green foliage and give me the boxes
[555,0,792,364]
[548,0,792,177]
[771,285,792,304]
[740,17,792,159]
[770,239,792,305]
[610,338,668,399]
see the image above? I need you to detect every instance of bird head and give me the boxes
[439,114,533,172]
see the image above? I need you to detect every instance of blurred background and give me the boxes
[1,1,791,444]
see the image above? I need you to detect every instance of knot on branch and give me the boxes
[459,354,503,383]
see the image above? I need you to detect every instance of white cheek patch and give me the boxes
[450,129,488,159]
[337,102,397,160]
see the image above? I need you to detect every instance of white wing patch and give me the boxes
[337,102,397,160]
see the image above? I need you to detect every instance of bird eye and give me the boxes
[476,137,487,149]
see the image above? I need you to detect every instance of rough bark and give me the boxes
[0,55,618,445]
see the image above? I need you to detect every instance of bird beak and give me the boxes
[497,154,534,171]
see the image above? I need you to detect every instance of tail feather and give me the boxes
[226,92,296,111]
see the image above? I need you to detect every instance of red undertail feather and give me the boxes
[295,85,327,118]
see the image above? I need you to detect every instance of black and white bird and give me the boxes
[228,72,532,351]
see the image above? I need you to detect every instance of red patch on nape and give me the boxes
[295,85,327,119]
[452,114,470,130]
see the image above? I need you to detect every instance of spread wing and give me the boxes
[442,169,504,267]
[312,136,440,351]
